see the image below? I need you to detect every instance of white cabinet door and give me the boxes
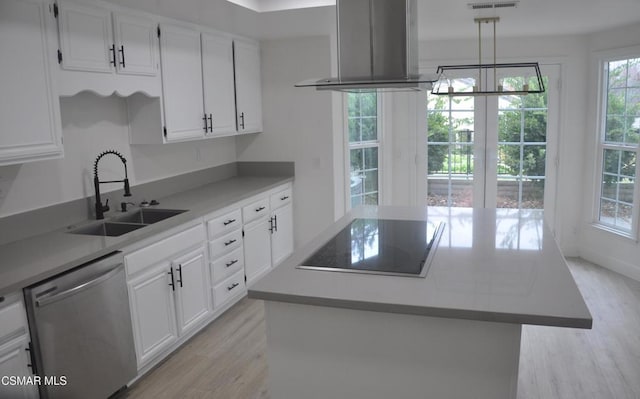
[234,39,262,133]
[173,247,212,336]
[0,335,38,399]
[57,0,114,73]
[128,263,178,368]
[202,32,237,136]
[159,24,205,141]
[113,13,157,76]
[0,0,63,166]
[271,202,294,267]
[243,216,272,285]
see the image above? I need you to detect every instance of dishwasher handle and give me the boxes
[35,265,123,307]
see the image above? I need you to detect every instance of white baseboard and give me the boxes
[579,248,640,282]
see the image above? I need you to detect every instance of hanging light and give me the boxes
[432,17,545,96]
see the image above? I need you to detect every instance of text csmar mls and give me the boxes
[2,375,67,386]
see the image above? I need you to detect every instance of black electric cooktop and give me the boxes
[298,218,444,277]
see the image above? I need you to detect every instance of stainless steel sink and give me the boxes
[113,208,187,224]
[69,222,146,237]
[68,208,187,237]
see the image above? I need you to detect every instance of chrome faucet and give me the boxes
[93,150,132,220]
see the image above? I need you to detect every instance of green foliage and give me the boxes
[427,96,474,174]
[348,93,378,142]
[603,59,640,184]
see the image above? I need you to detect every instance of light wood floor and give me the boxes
[123,258,640,399]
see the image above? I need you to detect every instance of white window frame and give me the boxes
[343,92,385,210]
[592,47,640,240]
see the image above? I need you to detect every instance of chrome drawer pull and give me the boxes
[280,196,289,201]
[227,282,240,291]
[224,239,237,246]
[225,259,238,268]
[255,206,265,212]
[223,219,236,226]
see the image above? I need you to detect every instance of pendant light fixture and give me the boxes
[432,17,545,96]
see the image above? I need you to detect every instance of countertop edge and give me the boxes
[247,289,593,329]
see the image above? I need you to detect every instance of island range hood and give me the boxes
[295,0,437,92]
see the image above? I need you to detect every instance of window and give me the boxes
[347,92,380,208]
[596,56,640,236]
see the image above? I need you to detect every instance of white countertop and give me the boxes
[249,206,592,329]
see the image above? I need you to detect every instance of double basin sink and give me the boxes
[68,208,187,237]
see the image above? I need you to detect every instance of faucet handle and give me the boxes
[102,198,110,212]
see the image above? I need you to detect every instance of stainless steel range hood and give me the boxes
[295,0,437,92]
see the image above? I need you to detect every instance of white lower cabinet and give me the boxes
[124,184,293,373]
[125,223,212,369]
[271,202,294,266]
[206,207,246,309]
[127,262,178,367]
[243,215,273,285]
[0,296,37,399]
[243,184,294,286]
[173,248,211,335]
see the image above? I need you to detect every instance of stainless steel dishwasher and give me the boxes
[24,251,136,399]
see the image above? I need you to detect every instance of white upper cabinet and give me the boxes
[234,38,263,134]
[202,32,237,136]
[57,1,113,73]
[0,0,63,166]
[113,13,158,76]
[159,23,206,142]
[55,0,160,96]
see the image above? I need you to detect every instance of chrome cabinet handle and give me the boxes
[224,239,237,246]
[227,282,239,291]
[203,114,208,132]
[255,206,265,212]
[223,219,236,226]
[225,259,238,268]
[208,114,213,132]
[109,45,116,66]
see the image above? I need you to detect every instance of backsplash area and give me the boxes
[0,93,237,220]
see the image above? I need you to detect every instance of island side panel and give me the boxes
[264,301,521,399]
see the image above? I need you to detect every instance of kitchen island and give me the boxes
[248,206,592,399]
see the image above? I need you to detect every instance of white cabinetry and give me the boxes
[158,24,205,142]
[129,29,262,144]
[113,13,158,76]
[206,207,246,308]
[0,0,63,166]
[55,0,160,96]
[243,184,294,285]
[202,33,237,136]
[234,38,263,134]
[125,223,212,368]
[0,295,38,399]
[270,188,294,266]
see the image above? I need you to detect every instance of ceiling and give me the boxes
[227,0,640,40]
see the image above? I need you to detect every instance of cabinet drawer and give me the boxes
[0,301,26,342]
[126,223,205,276]
[209,229,243,259]
[213,270,245,308]
[210,247,244,284]
[270,187,292,210]
[206,209,242,239]
[242,197,270,224]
